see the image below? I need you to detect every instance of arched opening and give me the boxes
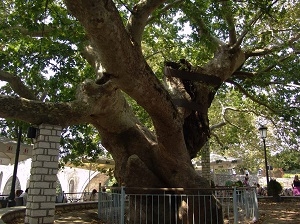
[2,176,21,195]
[69,179,75,193]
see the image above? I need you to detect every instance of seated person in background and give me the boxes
[15,189,23,197]
[256,184,263,196]
[292,175,300,196]
[292,175,300,187]
[90,189,98,201]
[19,188,29,205]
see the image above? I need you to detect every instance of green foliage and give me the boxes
[0,118,35,145]
[234,180,244,187]
[272,151,300,171]
[225,180,243,187]
[0,0,299,166]
[0,0,89,102]
[283,173,300,178]
[225,180,233,187]
[59,124,107,166]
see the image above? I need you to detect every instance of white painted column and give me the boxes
[25,124,62,224]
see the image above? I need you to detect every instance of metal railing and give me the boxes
[97,186,259,224]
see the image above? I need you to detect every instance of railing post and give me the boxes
[120,186,125,224]
[253,188,259,222]
[98,183,101,219]
[244,188,249,218]
[233,187,238,224]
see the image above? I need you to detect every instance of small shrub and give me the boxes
[225,180,233,187]
[233,180,243,187]
[267,179,283,196]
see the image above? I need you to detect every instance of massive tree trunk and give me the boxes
[62,0,245,189]
[0,0,247,223]
[61,1,245,221]
[1,0,298,222]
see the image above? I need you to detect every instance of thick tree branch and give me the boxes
[81,44,104,78]
[221,1,237,45]
[0,95,89,127]
[230,11,263,52]
[147,0,184,24]
[64,0,183,136]
[0,70,38,100]
[126,0,167,44]
[182,1,224,47]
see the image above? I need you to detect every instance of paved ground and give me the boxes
[55,200,300,224]
[54,209,100,223]
[54,201,300,223]
[7,200,300,223]
[258,201,300,224]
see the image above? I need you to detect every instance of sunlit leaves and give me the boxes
[0,0,88,102]
[0,0,298,169]
[272,150,300,171]
[60,124,107,165]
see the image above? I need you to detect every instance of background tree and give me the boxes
[0,0,299,221]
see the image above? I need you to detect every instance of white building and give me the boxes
[0,159,110,196]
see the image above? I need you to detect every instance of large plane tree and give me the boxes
[0,0,299,222]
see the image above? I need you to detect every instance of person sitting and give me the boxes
[292,175,300,196]
[15,189,23,197]
[14,189,24,206]
[256,184,264,196]
[19,188,29,205]
[89,189,98,201]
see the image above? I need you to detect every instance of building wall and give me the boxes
[0,159,109,195]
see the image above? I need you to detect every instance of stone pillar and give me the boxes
[201,141,211,184]
[25,124,62,224]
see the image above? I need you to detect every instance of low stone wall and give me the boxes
[0,201,97,224]
[258,196,300,202]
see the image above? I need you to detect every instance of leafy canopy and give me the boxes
[0,0,299,167]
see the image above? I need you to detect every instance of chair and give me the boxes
[15,197,24,206]
[0,199,7,208]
